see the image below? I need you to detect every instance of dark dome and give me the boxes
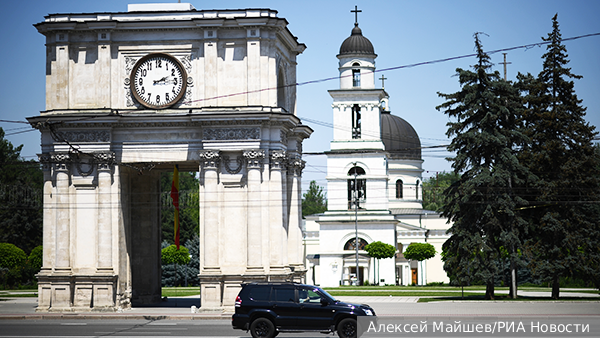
[339,24,375,56]
[380,111,422,160]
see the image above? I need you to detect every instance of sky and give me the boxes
[1,0,599,195]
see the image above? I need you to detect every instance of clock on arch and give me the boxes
[130,53,187,109]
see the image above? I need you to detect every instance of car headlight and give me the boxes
[364,309,373,316]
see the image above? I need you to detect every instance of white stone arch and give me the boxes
[343,161,370,176]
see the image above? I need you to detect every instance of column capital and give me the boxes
[38,153,52,172]
[198,150,221,170]
[287,154,305,176]
[243,149,266,169]
[95,151,116,172]
[269,150,287,170]
[51,152,71,172]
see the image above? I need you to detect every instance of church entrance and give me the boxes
[411,268,418,285]
[348,266,365,285]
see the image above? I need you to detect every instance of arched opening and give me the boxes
[416,180,420,200]
[277,68,286,111]
[352,62,361,87]
[344,237,368,250]
[347,166,366,209]
[395,179,403,199]
[351,104,361,139]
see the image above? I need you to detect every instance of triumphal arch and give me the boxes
[28,3,311,312]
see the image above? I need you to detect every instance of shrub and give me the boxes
[0,243,27,289]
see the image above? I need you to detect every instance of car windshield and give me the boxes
[315,287,338,303]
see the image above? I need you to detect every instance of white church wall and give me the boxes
[338,57,376,90]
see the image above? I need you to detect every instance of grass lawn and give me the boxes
[161,287,201,297]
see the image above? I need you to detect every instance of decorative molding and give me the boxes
[222,154,243,174]
[54,130,110,143]
[270,150,287,170]
[51,152,71,172]
[183,77,194,106]
[243,149,265,169]
[198,150,221,170]
[180,54,192,72]
[124,77,135,107]
[280,130,288,145]
[38,154,52,172]
[124,56,138,74]
[203,127,260,140]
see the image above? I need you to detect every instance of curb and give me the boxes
[0,313,231,320]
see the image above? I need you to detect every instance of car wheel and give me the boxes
[337,318,357,338]
[250,318,276,338]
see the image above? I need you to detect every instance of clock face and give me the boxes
[130,53,187,109]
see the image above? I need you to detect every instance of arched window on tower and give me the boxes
[277,68,286,111]
[395,179,403,199]
[415,180,420,200]
[352,62,361,87]
[348,166,366,209]
[352,104,361,139]
[344,238,368,251]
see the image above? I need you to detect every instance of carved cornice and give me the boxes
[51,152,71,172]
[198,150,221,169]
[54,130,110,143]
[243,149,265,169]
[203,127,260,140]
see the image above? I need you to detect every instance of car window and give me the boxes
[248,286,271,301]
[273,287,295,303]
[298,287,324,304]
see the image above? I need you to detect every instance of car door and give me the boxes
[295,286,335,330]
[271,286,299,329]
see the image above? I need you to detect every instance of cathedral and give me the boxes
[304,13,452,287]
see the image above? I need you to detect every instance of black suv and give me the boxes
[232,282,376,338]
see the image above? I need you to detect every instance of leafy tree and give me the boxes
[436,33,529,299]
[516,14,600,299]
[364,241,396,285]
[422,172,460,212]
[0,128,43,254]
[0,243,27,288]
[161,244,191,265]
[161,237,199,287]
[403,243,436,262]
[27,245,43,270]
[161,171,199,246]
[302,180,327,217]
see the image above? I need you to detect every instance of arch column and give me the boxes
[287,154,306,281]
[268,150,288,276]
[244,149,265,273]
[198,150,223,310]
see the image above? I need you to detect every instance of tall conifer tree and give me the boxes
[517,14,600,299]
[437,33,528,299]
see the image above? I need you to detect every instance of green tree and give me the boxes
[422,172,460,212]
[436,33,529,299]
[161,244,191,265]
[404,243,436,262]
[0,128,43,254]
[302,180,327,217]
[0,243,27,288]
[161,171,199,246]
[364,241,396,285]
[517,14,600,299]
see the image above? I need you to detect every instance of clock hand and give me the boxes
[153,76,168,84]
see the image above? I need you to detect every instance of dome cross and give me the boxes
[351,5,362,25]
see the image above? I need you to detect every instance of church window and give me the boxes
[348,166,366,209]
[352,104,361,139]
[352,69,361,87]
[395,179,403,199]
[344,238,368,251]
[415,180,420,200]
[277,68,286,111]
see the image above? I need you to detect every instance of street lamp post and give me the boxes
[353,167,360,286]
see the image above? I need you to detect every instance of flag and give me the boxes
[170,165,180,250]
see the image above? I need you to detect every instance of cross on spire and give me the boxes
[351,5,362,25]
[379,74,388,89]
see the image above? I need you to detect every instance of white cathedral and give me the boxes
[304,17,452,287]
